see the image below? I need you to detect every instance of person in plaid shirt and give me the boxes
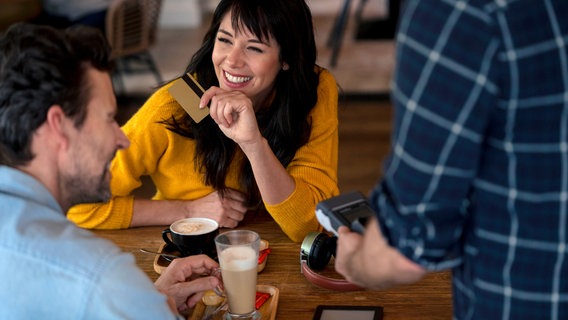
[335,0,568,319]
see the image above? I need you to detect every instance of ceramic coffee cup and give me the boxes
[162,217,219,259]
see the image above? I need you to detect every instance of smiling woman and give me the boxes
[67,0,340,243]
[211,12,284,107]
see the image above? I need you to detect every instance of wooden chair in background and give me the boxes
[327,0,368,67]
[327,0,400,68]
[105,0,163,95]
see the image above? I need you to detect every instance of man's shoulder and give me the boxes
[1,209,125,275]
[0,222,143,318]
[0,180,128,281]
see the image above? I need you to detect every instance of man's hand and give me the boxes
[154,255,221,313]
[335,217,427,290]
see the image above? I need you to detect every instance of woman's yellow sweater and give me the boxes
[68,69,339,242]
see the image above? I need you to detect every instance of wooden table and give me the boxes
[94,210,453,319]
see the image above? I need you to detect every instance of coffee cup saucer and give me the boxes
[161,243,181,262]
[153,243,181,273]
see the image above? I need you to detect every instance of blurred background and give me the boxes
[1,0,398,195]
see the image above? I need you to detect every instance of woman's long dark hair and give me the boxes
[165,0,319,206]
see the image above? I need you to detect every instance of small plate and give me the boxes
[153,243,179,274]
[189,285,279,320]
[153,240,270,274]
[257,240,269,273]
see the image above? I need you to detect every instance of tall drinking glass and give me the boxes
[215,230,261,320]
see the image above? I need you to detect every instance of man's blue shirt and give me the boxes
[0,166,177,319]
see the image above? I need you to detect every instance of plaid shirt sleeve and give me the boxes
[372,1,568,317]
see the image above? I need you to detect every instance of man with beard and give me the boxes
[0,23,220,318]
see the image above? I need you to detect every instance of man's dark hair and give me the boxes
[0,22,112,166]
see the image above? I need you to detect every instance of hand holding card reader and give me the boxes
[316,191,375,236]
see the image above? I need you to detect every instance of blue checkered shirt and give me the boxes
[370,0,568,318]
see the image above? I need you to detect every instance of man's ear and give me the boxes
[44,105,71,149]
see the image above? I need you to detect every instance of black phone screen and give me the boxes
[312,305,383,320]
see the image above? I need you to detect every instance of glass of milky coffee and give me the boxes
[162,217,219,259]
[214,230,261,320]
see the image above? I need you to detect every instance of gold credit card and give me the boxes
[168,73,210,123]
